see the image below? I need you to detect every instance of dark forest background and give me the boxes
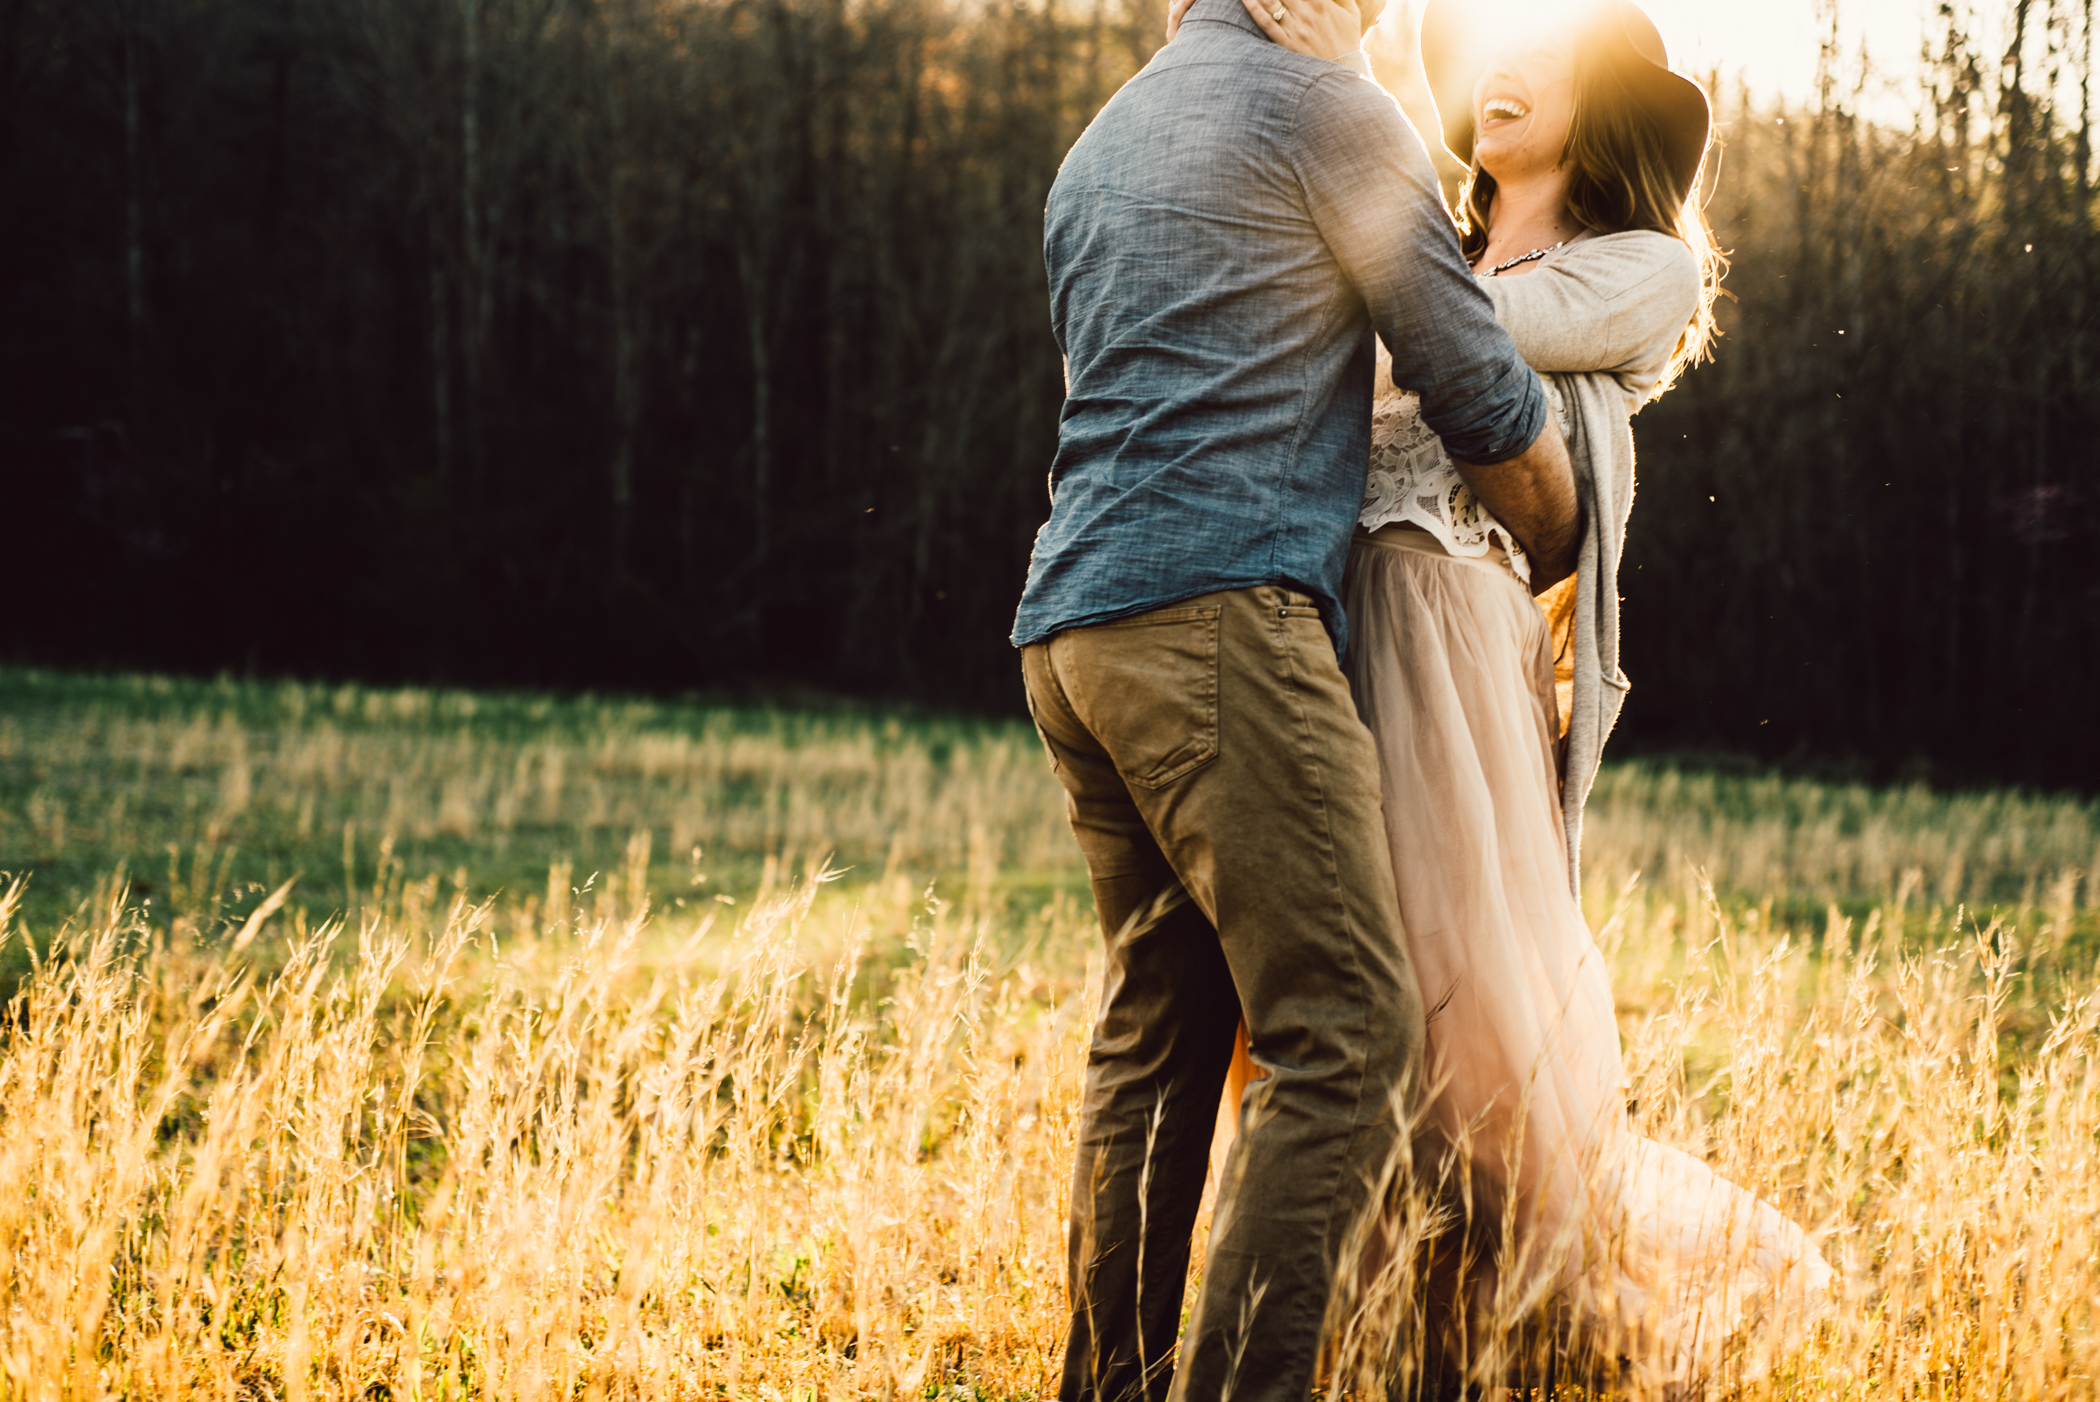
[2,0,2097,789]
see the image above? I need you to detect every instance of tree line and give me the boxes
[3,0,2096,789]
[1629,0,2099,788]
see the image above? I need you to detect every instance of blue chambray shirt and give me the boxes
[1011,0,1548,655]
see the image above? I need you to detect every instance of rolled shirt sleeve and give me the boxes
[1290,72,1548,464]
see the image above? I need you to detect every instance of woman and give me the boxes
[1171,0,1836,1388]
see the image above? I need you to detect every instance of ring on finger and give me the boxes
[1272,4,1286,19]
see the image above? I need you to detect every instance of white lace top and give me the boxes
[1360,342,1572,586]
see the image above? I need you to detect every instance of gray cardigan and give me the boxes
[1479,232,1702,897]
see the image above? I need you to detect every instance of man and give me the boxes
[1012,0,1577,1397]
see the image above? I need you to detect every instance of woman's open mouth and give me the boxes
[1480,96,1531,129]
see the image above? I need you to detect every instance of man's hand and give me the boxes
[1452,417,1581,593]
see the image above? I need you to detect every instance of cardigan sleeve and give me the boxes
[1482,232,1700,389]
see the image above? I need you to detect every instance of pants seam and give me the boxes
[1269,602,1380,1379]
[1032,637,1091,750]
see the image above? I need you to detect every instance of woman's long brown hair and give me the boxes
[1456,50,1724,399]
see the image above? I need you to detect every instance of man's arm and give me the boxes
[1291,75,1579,587]
[1453,420,1580,592]
[1291,72,1545,466]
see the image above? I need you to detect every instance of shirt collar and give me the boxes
[1175,0,1269,42]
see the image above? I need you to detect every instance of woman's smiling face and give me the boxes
[1471,29,1579,183]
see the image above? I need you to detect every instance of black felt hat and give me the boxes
[1419,0,1712,207]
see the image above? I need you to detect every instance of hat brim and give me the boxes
[1419,0,1712,208]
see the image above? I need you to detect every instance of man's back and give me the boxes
[1013,0,1543,651]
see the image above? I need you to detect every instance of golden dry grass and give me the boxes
[3,669,2100,1399]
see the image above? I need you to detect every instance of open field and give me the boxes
[4,668,2100,1398]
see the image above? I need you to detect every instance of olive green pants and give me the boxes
[1022,585,1426,1402]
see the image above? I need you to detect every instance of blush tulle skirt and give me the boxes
[1303,525,1832,1389]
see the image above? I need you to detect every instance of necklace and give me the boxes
[1480,241,1565,277]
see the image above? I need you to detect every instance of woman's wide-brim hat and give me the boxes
[1419,0,1712,207]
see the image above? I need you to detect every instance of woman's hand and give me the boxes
[1168,0,1363,60]
[1243,0,1363,61]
